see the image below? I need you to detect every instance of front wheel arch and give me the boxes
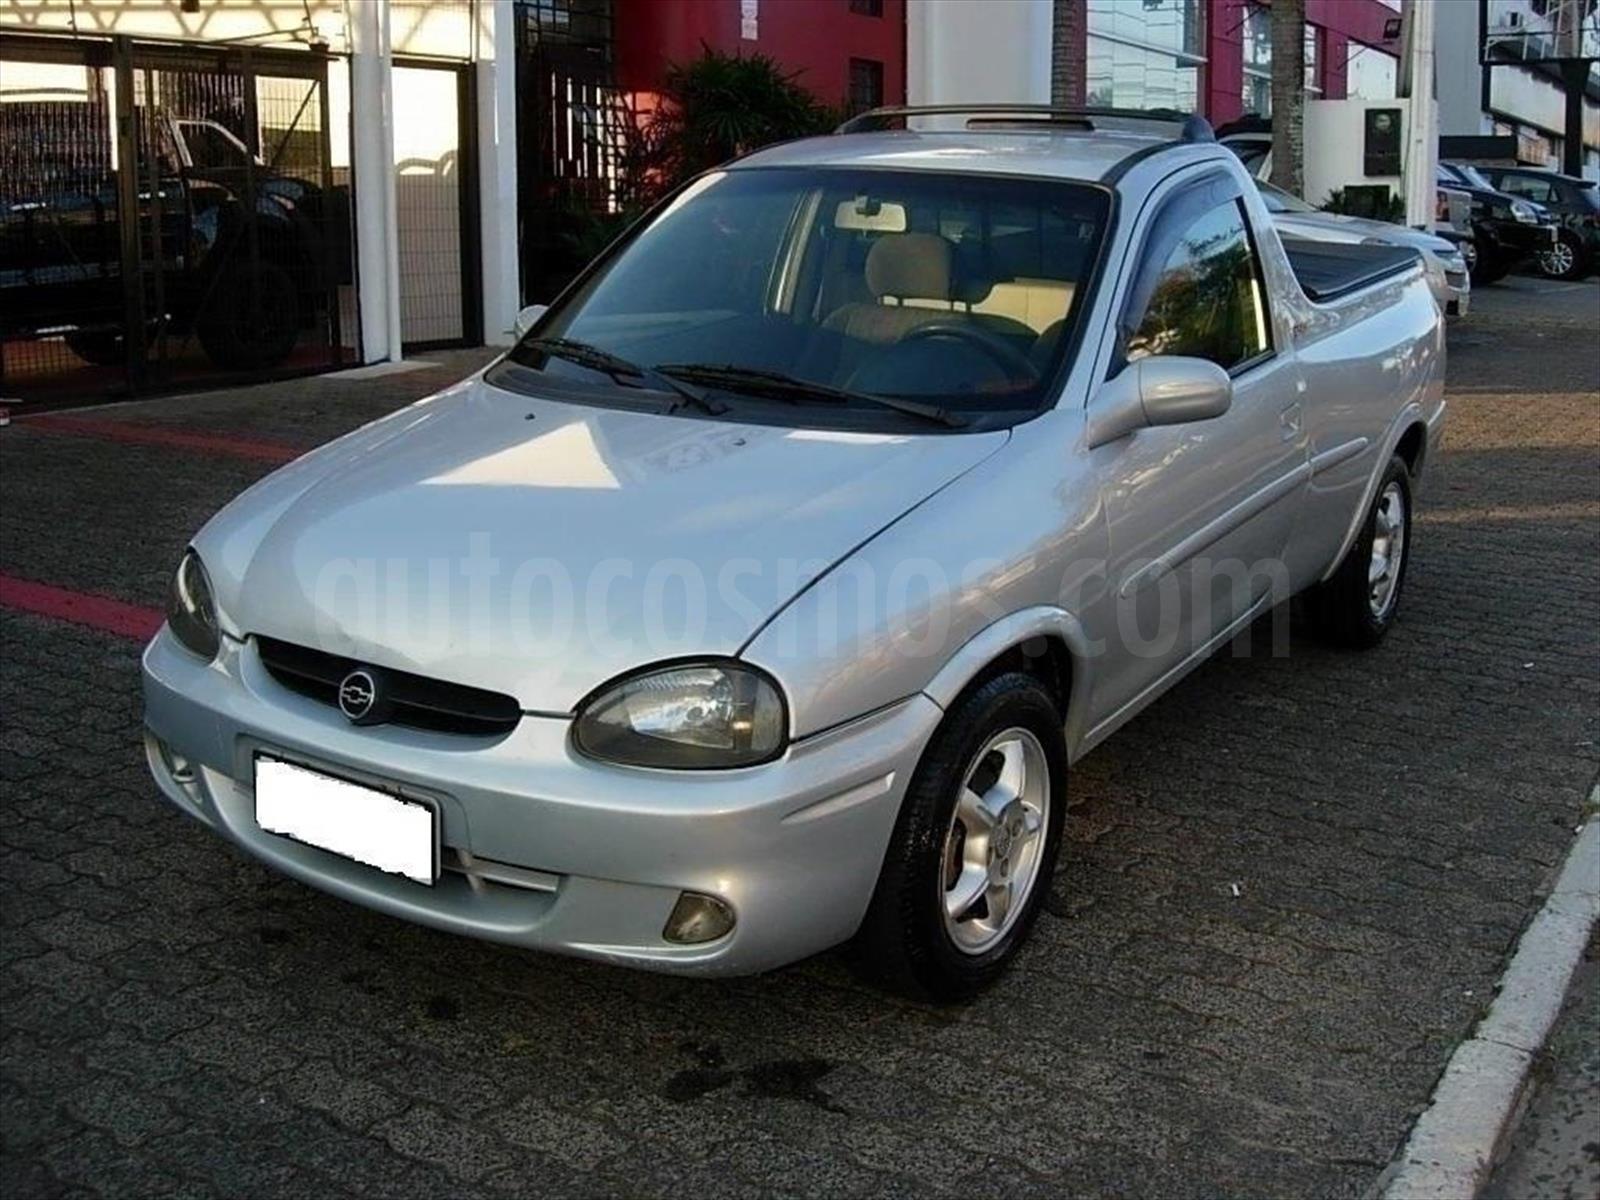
[919,607,1091,757]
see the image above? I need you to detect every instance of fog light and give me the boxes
[155,737,195,785]
[663,892,736,945]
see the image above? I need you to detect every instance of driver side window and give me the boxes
[1126,198,1272,372]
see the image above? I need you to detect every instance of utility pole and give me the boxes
[1269,0,1306,196]
[1553,0,1597,176]
[1398,0,1438,229]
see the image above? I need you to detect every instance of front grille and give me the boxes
[255,636,522,737]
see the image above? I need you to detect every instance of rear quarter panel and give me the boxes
[1283,271,1445,585]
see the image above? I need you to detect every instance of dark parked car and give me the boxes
[1477,166,1600,281]
[1435,161,1558,285]
[1,107,344,372]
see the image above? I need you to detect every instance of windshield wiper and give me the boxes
[521,337,727,415]
[655,363,967,429]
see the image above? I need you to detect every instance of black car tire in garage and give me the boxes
[63,329,127,367]
[197,260,300,371]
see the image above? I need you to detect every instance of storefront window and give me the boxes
[1085,0,1205,112]
[1242,5,1321,116]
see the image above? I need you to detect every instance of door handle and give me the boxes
[1280,402,1303,440]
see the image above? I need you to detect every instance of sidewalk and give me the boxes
[1485,926,1600,1200]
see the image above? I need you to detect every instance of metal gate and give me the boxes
[0,33,353,407]
[514,0,633,304]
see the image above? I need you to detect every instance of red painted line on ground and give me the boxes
[16,414,302,464]
[0,575,164,641]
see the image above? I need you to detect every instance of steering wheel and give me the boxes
[895,319,1042,384]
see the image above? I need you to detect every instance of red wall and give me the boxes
[614,0,906,111]
[1205,0,1400,124]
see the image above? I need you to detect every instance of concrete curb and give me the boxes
[1380,790,1600,1200]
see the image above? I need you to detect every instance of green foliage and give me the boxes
[536,47,843,299]
[642,46,842,191]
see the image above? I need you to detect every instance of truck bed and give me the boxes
[1279,237,1421,303]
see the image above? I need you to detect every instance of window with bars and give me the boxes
[849,57,884,114]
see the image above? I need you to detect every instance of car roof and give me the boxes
[1489,165,1594,186]
[730,128,1183,185]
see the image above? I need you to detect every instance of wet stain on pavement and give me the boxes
[744,1058,846,1114]
[663,1046,843,1113]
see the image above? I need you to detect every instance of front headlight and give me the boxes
[574,661,787,769]
[1510,199,1537,224]
[166,549,220,661]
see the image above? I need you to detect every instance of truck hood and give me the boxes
[196,375,1006,713]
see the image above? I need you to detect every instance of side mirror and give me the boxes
[1086,357,1233,449]
[513,304,547,339]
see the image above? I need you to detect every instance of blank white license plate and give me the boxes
[254,756,437,885]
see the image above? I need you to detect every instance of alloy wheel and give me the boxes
[1540,239,1575,278]
[1368,481,1407,620]
[940,727,1050,955]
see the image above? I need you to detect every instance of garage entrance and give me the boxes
[0,33,354,407]
[392,59,480,351]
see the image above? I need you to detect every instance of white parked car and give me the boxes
[1254,180,1471,318]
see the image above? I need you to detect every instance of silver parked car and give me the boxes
[144,106,1446,999]
[1254,179,1471,318]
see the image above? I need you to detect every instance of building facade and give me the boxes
[1437,0,1600,177]
[907,0,1403,121]
[1064,0,1405,123]
[614,0,906,113]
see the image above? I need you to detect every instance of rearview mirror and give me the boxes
[513,304,547,339]
[1086,357,1233,449]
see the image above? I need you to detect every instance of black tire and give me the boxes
[1539,230,1586,281]
[64,329,126,367]
[1470,252,1509,286]
[1304,455,1413,649]
[196,260,299,370]
[854,672,1068,1001]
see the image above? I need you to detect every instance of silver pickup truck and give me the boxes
[143,106,1446,1000]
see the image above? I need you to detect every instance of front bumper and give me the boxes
[1427,260,1471,318]
[142,627,940,976]
[1483,219,1558,261]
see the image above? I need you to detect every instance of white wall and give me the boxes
[1301,97,1431,213]
[1435,1,1489,137]
[906,0,1051,107]
[475,0,520,346]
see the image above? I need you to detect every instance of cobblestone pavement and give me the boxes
[2,282,1598,1199]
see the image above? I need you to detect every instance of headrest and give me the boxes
[865,232,954,300]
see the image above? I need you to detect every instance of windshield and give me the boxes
[493,167,1111,431]
[1255,179,1316,214]
[1449,163,1495,190]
